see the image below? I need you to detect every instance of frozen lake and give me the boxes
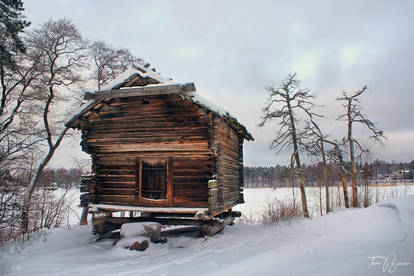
[234,183,414,220]
[65,183,414,225]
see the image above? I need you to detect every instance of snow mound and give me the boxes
[120,222,161,239]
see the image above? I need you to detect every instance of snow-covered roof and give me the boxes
[65,67,253,140]
[100,63,172,91]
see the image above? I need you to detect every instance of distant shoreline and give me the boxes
[244,182,414,189]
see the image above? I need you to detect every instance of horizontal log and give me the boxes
[88,137,208,147]
[95,151,213,159]
[88,113,208,124]
[93,83,196,100]
[95,142,210,153]
[99,182,136,189]
[88,127,209,137]
[97,181,136,187]
[96,174,135,179]
[88,121,209,134]
[173,190,208,198]
[173,170,213,176]
[172,197,208,207]
[200,216,234,236]
[98,194,135,203]
[98,188,136,195]
[96,171,136,177]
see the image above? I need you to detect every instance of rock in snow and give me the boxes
[129,240,149,251]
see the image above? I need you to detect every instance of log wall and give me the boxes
[81,94,214,208]
[211,117,244,211]
[78,93,245,212]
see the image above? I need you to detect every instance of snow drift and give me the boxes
[1,196,414,276]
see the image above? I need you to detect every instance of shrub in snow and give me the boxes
[261,201,302,224]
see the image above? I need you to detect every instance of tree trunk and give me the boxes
[340,171,350,208]
[323,165,330,213]
[297,174,309,218]
[320,141,330,214]
[347,104,358,207]
[287,95,309,218]
[337,185,341,206]
[20,126,70,232]
[291,175,296,210]
[318,180,323,216]
[320,139,331,213]
[350,159,358,207]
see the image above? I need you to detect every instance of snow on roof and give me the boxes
[100,62,172,91]
[184,92,253,140]
[64,99,96,127]
[132,62,172,83]
[186,92,230,118]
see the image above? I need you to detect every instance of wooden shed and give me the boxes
[66,64,253,233]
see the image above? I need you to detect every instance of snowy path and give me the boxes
[1,196,414,275]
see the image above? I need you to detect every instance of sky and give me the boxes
[23,0,414,168]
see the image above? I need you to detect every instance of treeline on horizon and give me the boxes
[33,159,414,189]
[244,159,414,188]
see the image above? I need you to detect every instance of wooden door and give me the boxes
[137,158,173,206]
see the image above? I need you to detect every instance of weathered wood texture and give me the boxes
[81,94,213,208]
[77,92,245,214]
[208,117,244,213]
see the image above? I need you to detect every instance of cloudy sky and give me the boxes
[24,0,414,168]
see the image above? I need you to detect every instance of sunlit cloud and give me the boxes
[291,51,320,79]
[340,44,364,68]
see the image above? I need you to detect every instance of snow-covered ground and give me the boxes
[1,187,414,275]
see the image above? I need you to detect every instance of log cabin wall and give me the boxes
[213,117,244,210]
[80,94,215,208]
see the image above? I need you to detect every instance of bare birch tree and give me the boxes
[89,40,141,90]
[337,86,385,207]
[20,19,87,231]
[259,73,318,218]
[0,45,43,171]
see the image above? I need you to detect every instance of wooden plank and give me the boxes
[93,83,196,100]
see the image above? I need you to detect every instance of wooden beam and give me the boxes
[94,83,196,100]
[89,203,208,214]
